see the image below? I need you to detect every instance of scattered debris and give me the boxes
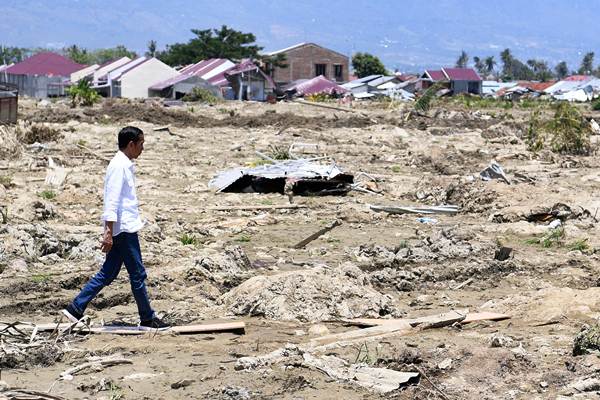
[302,352,419,393]
[44,157,68,187]
[293,220,342,249]
[209,158,353,196]
[370,204,460,215]
[494,246,513,261]
[171,379,195,389]
[573,324,600,356]
[480,161,510,184]
[60,355,132,380]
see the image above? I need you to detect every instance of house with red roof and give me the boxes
[1,52,86,98]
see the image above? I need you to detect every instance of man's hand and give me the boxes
[101,223,114,253]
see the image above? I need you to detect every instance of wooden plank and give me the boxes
[310,311,466,348]
[293,220,342,249]
[343,311,509,328]
[294,99,355,113]
[308,321,413,347]
[461,312,510,324]
[4,321,246,335]
[209,204,307,211]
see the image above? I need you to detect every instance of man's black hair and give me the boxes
[118,126,144,149]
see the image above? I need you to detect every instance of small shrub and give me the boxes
[0,175,14,188]
[541,227,565,248]
[391,165,401,173]
[31,273,52,283]
[235,234,251,243]
[306,92,334,102]
[267,145,291,160]
[574,323,600,355]
[182,87,220,104]
[568,238,590,252]
[68,79,100,107]
[525,227,565,248]
[526,103,592,155]
[39,190,56,200]
[19,124,62,144]
[592,98,600,111]
[179,233,198,246]
[414,83,444,113]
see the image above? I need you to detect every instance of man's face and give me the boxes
[131,134,144,159]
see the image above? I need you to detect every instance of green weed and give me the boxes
[179,233,198,246]
[39,190,56,200]
[31,273,52,283]
[235,234,251,243]
[568,238,590,252]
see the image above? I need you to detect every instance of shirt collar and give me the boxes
[116,150,134,168]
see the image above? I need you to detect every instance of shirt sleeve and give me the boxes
[102,165,125,222]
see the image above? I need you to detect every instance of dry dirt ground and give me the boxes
[2,97,600,399]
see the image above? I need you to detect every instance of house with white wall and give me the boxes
[111,57,179,98]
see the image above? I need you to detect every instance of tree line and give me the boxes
[1,26,286,74]
[455,49,599,81]
[0,44,137,66]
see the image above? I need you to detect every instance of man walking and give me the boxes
[62,126,168,330]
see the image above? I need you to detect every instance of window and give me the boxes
[315,64,327,77]
[334,64,343,80]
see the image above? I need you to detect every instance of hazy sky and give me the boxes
[3,0,599,72]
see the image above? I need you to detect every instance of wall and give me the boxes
[119,59,179,98]
[451,80,482,94]
[0,90,17,124]
[2,74,67,98]
[271,44,349,85]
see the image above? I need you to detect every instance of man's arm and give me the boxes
[101,166,124,253]
[101,221,114,253]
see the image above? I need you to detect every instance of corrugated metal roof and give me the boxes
[442,68,481,81]
[150,73,194,90]
[209,159,347,192]
[5,52,86,76]
[224,59,276,88]
[564,75,592,82]
[351,74,383,84]
[266,42,348,59]
[285,75,348,96]
[424,70,446,81]
[366,76,400,88]
[517,81,556,92]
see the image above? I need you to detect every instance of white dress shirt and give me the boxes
[101,151,144,236]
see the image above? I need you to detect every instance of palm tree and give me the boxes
[473,56,486,75]
[455,50,469,68]
[484,56,496,75]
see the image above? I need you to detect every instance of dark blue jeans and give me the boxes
[70,232,155,321]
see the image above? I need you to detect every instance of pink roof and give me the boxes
[564,75,592,81]
[287,75,348,96]
[425,70,446,81]
[224,59,276,88]
[181,58,229,76]
[6,52,86,76]
[208,72,230,86]
[150,73,190,90]
[442,68,481,81]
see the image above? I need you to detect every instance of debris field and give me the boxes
[1,97,600,399]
